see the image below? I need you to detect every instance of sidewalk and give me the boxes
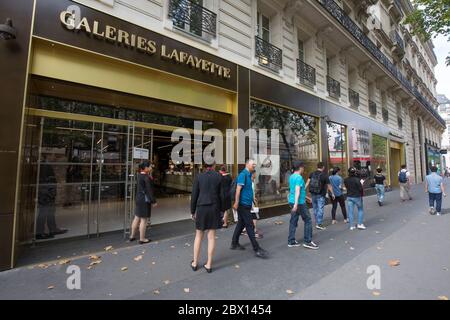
[0,181,449,300]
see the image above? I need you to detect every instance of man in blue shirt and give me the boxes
[231,158,267,258]
[425,165,446,215]
[288,160,318,249]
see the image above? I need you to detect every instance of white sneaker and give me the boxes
[436,212,441,216]
[350,226,356,231]
[357,224,366,230]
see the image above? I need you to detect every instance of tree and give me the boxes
[404,0,450,66]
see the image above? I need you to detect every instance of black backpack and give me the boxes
[309,171,322,194]
[229,171,248,202]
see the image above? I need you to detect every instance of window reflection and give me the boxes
[327,122,347,177]
[372,134,388,177]
[250,100,319,206]
[351,128,372,187]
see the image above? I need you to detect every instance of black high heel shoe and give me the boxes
[138,239,151,244]
[191,261,198,272]
[203,265,212,273]
[129,237,136,242]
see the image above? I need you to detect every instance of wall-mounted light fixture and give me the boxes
[0,18,16,40]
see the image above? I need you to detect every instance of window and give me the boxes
[298,40,304,62]
[257,12,270,42]
[327,122,348,176]
[372,134,388,178]
[250,100,319,206]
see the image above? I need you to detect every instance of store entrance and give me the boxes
[23,115,196,243]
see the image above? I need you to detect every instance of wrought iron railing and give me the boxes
[255,36,283,72]
[168,0,217,37]
[382,108,389,122]
[390,29,404,51]
[348,88,359,109]
[297,59,316,87]
[398,116,403,129]
[327,75,341,99]
[316,0,445,126]
[393,0,403,17]
[369,100,377,116]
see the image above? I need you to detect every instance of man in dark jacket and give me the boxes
[344,167,366,231]
[190,163,224,273]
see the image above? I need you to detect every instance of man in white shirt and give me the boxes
[398,164,412,202]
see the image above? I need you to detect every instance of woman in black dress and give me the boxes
[130,161,156,244]
[190,163,224,273]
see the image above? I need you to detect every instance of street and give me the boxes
[1,181,449,300]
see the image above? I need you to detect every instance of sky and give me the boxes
[434,34,450,99]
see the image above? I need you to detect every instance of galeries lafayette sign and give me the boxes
[59,10,232,79]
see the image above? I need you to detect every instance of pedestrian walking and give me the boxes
[398,164,413,201]
[190,163,225,273]
[306,162,335,230]
[329,167,348,224]
[344,167,366,230]
[374,167,388,206]
[219,165,232,228]
[130,161,157,244]
[231,159,268,258]
[425,165,446,216]
[287,160,318,249]
[242,171,263,238]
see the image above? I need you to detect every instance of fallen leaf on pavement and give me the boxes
[112,252,118,255]
[151,261,156,265]
[38,264,49,269]
[274,221,284,225]
[184,243,191,247]
[377,247,383,250]
[170,245,176,249]
[350,247,355,250]
[389,259,400,267]
[329,238,334,241]
[121,267,128,271]
[286,289,294,295]
[89,255,101,260]
[134,255,143,262]
[153,290,160,295]
[438,296,448,300]
[329,256,334,260]
[163,280,170,285]
[58,259,71,265]
[104,245,113,251]
[89,260,102,266]
[184,288,190,293]
[47,286,55,290]
[234,264,240,269]
[372,291,381,296]
[375,231,381,234]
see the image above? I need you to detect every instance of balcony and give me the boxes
[168,0,217,38]
[369,100,377,117]
[297,59,316,87]
[348,88,359,109]
[388,0,403,21]
[398,116,403,129]
[390,29,405,57]
[382,108,389,122]
[316,0,445,127]
[255,36,283,73]
[327,75,341,99]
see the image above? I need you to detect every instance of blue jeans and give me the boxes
[375,184,385,203]
[428,192,442,213]
[288,204,312,244]
[347,197,364,226]
[311,194,326,225]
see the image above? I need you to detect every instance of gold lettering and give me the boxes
[169,49,180,62]
[105,25,117,41]
[117,30,130,46]
[179,51,188,64]
[60,11,75,29]
[201,60,211,72]
[186,55,195,68]
[217,66,223,77]
[147,40,157,54]
[76,17,91,33]
[92,21,105,38]
[194,57,202,69]
[223,68,231,79]
[130,34,136,47]
[209,62,216,74]
[137,36,147,51]
[161,45,171,59]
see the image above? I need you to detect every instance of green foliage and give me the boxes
[404,0,450,65]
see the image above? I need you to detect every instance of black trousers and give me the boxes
[331,195,348,220]
[232,205,260,251]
